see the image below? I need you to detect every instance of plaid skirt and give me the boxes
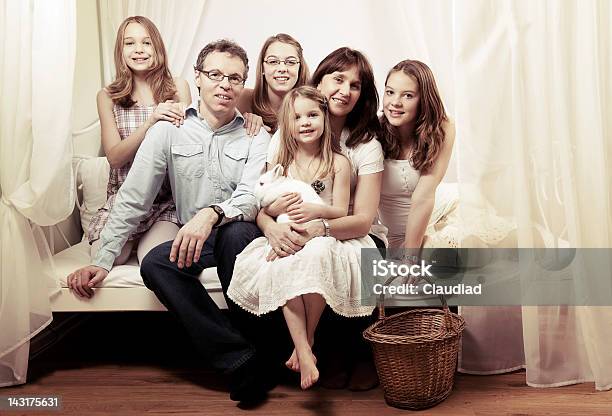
[87,102,180,243]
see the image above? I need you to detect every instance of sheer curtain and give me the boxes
[98,0,207,86]
[453,0,612,390]
[0,0,76,387]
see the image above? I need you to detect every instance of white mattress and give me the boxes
[52,240,221,289]
[49,240,227,311]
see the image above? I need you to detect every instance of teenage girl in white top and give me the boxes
[378,59,455,258]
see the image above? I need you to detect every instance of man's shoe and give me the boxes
[229,354,274,403]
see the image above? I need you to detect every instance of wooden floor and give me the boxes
[4,313,612,416]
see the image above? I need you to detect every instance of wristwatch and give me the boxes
[321,219,331,237]
[210,205,224,227]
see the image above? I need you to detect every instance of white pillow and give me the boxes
[74,156,109,240]
[429,182,459,226]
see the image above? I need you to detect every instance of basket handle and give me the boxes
[376,266,457,334]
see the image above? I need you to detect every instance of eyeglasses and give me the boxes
[263,57,300,67]
[197,69,245,85]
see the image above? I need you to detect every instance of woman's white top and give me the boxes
[267,129,386,243]
[377,159,421,248]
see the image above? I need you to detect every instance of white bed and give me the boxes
[49,240,227,311]
[48,155,227,312]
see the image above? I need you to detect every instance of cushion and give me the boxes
[52,240,222,290]
[430,182,459,225]
[423,182,459,236]
[74,156,109,240]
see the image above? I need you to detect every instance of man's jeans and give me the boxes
[140,221,262,372]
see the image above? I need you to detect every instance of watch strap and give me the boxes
[210,205,224,227]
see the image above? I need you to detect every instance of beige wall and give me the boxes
[72,0,103,157]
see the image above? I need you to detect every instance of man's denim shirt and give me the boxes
[93,102,270,271]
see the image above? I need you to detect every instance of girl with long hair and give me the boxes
[254,48,385,390]
[229,86,361,390]
[378,59,455,254]
[68,16,189,297]
[237,33,310,133]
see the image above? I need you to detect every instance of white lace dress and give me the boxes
[227,175,375,318]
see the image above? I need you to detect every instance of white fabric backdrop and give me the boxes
[454,0,612,391]
[98,0,458,179]
[0,0,76,386]
[98,0,207,85]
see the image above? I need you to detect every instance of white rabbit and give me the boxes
[255,164,324,223]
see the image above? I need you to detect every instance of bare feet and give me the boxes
[286,341,316,373]
[298,350,319,390]
[285,349,300,372]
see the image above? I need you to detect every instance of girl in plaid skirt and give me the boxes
[85,16,189,274]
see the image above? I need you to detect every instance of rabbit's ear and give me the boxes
[273,164,283,178]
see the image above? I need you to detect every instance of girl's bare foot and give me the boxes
[285,349,300,372]
[298,350,319,390]
[286,347,317,373]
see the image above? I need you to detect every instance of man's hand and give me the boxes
[265,192,302,217]
[67,265,109,298]
[170,208,217,268]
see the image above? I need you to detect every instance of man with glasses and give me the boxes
[82,40,273,403]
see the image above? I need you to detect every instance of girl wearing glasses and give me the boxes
[255,47,384,390]
[237,33,310,133]
[68,16,189,297]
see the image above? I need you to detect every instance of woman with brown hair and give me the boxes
[238,33,310,133]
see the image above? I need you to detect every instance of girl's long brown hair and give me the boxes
[273,86,339,180]
[310,47,381,148]
[380,60,447,173]
[106,16,176,108]
[253,34,309,133]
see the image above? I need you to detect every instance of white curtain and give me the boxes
[0,0,76,387]
[453,0,612,390]
[98,0,207,86]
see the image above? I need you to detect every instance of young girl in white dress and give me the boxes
[228,86,373,390]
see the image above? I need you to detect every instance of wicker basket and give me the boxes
[363,273,466,410]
